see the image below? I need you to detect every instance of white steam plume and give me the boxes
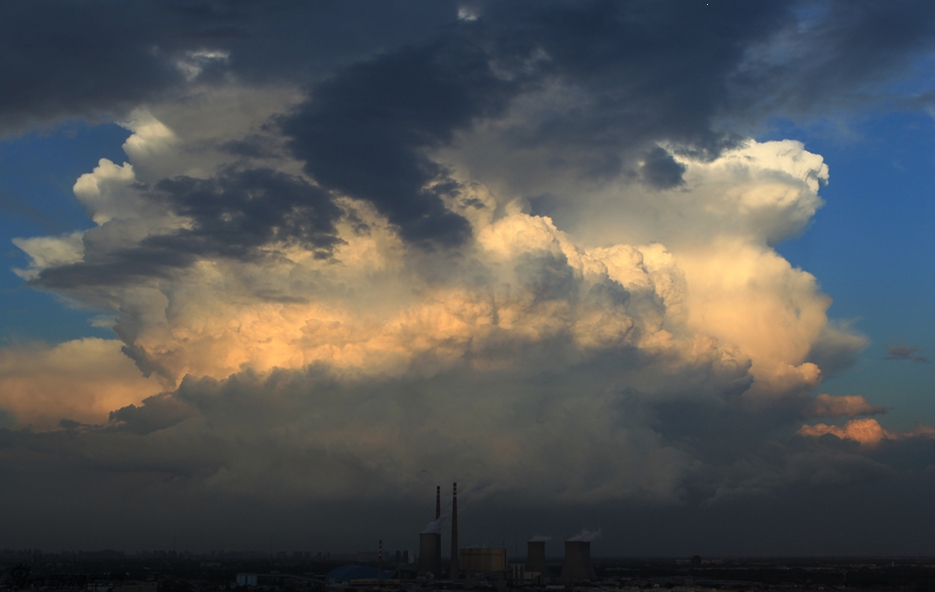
[568,529,602,542]
[422,518,444,534]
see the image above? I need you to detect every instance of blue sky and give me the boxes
[771,111,935,429]
[0,122,128,342]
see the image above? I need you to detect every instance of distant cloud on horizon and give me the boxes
[883,341,930,363]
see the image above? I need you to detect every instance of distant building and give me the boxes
[236,574,258,587]
[510,562,526,582]
[326,565,394,584]
[460,548,508,573]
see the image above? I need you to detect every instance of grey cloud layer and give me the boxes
[283,42,522,247]
[0,0,459,133]
[3,361,935,552]
[5,1,934,131]
[281,0,783,245]
[34,168,343,290]
[6,1,935,251]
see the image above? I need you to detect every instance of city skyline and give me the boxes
[2,0,935,556]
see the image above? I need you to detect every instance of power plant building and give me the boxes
[459,548,508,573]
[417,485,445,578]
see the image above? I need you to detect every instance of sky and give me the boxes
[2,0,935,557]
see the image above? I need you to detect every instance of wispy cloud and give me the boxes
[882,341,929,363]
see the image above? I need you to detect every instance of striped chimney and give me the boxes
[450,482,459,579]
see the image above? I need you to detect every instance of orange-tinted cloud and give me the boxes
[804,393,886,419]
[11,102,864,410]
[798,418,935,448]
[4,99,873,507]
[0,338,163,429]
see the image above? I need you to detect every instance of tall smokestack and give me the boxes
[450,482,459,579]
[560,541,596,581]
[436,485,441,520]
[526,540,548,577]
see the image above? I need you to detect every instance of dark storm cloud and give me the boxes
[4,0,934,139]
[547,0,935,141]
[282,0,787,245]
[472,0,935,162]
[638,389,907,504]
[280,0,935,247]
[218,134,281,159]
[155,168,343,258]
[480,0,789,152]
[0,1,181,133]
[639,148,686,190]
[32,168,343,289]
[883,342,929,363]
[734,0,935,114]
[284,41,526,247]
[33,242,194,290]
[5,0,935,252]
[108,393,196,435]
[0,0,460,134]
[2,364,935,553]
[647,400,917,505]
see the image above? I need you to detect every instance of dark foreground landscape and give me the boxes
[3,549,935,591]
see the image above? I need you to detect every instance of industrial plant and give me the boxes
[4,493,931,592]
[409,483,597,586]
[9,483,911,591]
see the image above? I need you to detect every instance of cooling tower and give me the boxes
[526,540,548,576]
[560,541,596,581]
[418,533,442,577]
